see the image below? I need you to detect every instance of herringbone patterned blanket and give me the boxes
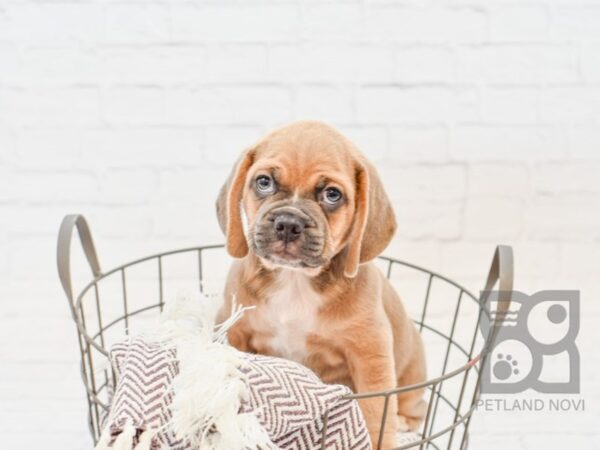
[94,297,371,450]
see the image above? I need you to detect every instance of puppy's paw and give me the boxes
[398,414,425,432]
[397,414,410,433]
[398,398,427,431]
[371,415,401,449]
[374,431,399,450]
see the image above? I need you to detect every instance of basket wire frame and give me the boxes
[57,214,513,450]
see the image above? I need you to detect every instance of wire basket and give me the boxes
[57,214,513,450]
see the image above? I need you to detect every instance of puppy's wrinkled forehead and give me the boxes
[252,125,357,195]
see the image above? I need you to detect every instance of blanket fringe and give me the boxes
[94,426,112,450]
[163,294,273,449]
[103,422,136,450]
[213,302,255,344]
[133,430,154,450]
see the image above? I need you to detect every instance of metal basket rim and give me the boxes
[59,214,514,450]
[72,243,486,397]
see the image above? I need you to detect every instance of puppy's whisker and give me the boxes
[305,230,323,236]
[301,245,322,252]
[305,239,324,247]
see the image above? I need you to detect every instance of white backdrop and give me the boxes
[1,1,599,449]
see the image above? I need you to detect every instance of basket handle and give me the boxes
[57,214,102,318]
[480,245,514,348]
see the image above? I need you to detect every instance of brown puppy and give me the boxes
[216,121,426,449]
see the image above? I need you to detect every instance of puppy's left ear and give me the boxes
[216,149,256,258]
[344,159,396,278]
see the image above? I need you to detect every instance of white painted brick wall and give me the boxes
[0,1,598,449]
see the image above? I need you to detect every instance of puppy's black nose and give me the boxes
[274,213,306,243]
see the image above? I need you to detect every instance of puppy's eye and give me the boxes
[256,175,275,194]
[323,187,343,205]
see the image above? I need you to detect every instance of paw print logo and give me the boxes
[480,290,580,394]
[493,353,519,380]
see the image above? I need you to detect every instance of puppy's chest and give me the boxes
[251,271,322,362]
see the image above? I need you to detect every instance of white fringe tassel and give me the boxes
[110,421,136,450]
[133,430,154,450]
[94,423,154,450]
[94,426,113,450]
[159,293,272,450]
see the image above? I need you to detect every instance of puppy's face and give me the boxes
[243,147,356,271]
[217,121,396,278]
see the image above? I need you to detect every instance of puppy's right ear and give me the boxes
[216,149,256,258]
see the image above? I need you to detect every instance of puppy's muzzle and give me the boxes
[274,213,306,243]
[252,204,326,269]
